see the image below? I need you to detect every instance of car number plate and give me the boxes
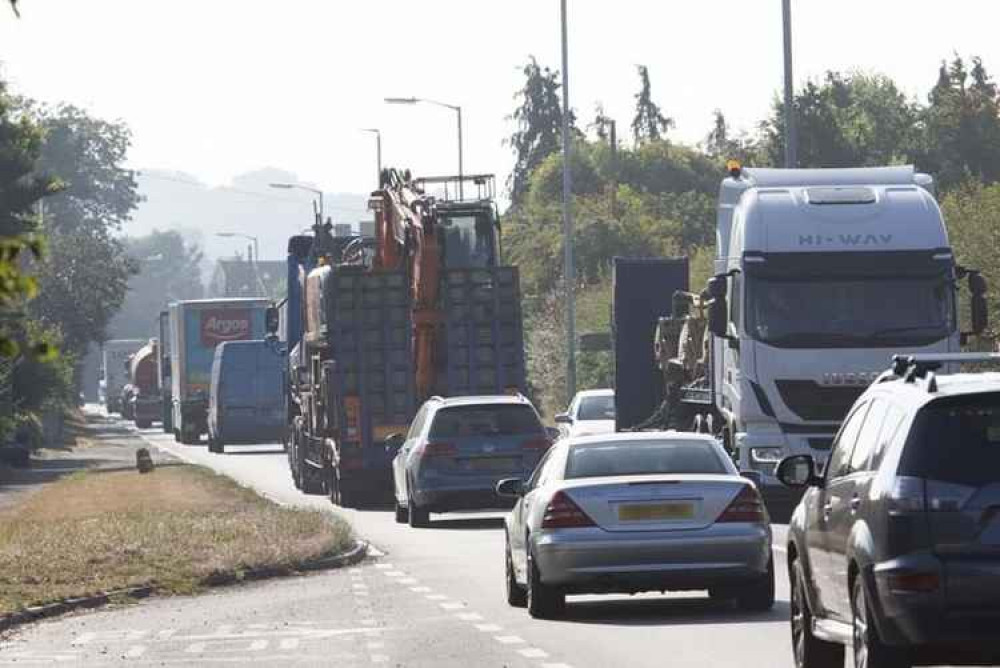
[618,502,695,522]
[466,457,519,471]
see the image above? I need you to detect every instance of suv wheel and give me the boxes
[505,535,527,608]
[408,489,430,528]
[791,558,844,668]
[852,576,910,668]
[526,550,564,619]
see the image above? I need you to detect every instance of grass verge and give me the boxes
[0,464,352,614]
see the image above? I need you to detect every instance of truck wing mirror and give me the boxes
[968,272,988,335]
[265,306,280,335]
[708,297,728,338]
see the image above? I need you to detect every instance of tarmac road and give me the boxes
[0,412,806,667]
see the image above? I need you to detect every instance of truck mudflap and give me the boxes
[442,267,526,396]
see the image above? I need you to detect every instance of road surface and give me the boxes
[0,413,812,667]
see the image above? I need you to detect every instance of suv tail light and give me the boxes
[541,491,595,529]
[717,484,767,523]
[888,476,927,513]
[520,438,551,451]
[421,442,457,457]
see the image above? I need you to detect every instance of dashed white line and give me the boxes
[542,663,575,668]
[398,577,419,585]
[518,647,549,659]
[374,563,394,570]
[474,623,502,633]
[383,570,406,577]
[494,635,525,645]
[426,594,448,601]
[455,612,483,622]
[123,646,147,659]
[439,602,465,610]
[370,654,390,663]
[409,586,432,593]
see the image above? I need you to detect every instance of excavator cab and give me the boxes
[435,204,499,270]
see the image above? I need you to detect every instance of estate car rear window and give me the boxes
[428,405,544,438]
[578,395,615,421]
[565,440,727,479]
[899,393,1000,486]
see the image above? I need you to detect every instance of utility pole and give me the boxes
[782,0,797,168]
[560,0,576,399]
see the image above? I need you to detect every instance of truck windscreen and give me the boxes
[746,275,954,348]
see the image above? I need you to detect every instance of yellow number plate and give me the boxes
[618,502,695,522]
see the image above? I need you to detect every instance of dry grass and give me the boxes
[0,465,352,614]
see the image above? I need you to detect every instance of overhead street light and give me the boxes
[384,96,464,198]
[360,128,383,188]
[269,182,325,221]
[216,232,259,263]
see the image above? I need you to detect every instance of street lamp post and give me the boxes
[782,0,797,168]
[384,96,464,199]
[216,232,259,264]
[269,182,324,222]
[360,128,383,188]
[560,0,576,400]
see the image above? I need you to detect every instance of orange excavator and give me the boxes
[281,168,526,506]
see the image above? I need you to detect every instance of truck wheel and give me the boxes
[394,499,408,523]
[208,435,223,454]
[327,464,341,506]
[301,464,326,496]
[180,424,199,445]
[173,428,181,443]
[408,493,430,528]
[136,419,152,429]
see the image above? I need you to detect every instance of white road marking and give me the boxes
[494,635,525,645]
[370,654,390,663]
[518,647,549,659]
[409,586,432,593]
[374,563,394,570]
[355,590,370,597]
[455,612,484,622]
[366,641,386,650]
[439,602,465,610]
[383,570,405,577]
[279,638,300,650]
[123,646,147,659]
[474,624,502,633]
[360,619,378,627]
[398,577,419,585]
[542,663,575,668]
[426,594,448,601]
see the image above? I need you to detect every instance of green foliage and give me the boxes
[704,110,759,164]
[940,182,1000,339]
[920,56,1000,191]
[25,104,140,356]
[506,57,577,207]
[631,66,673,145]
[760,71,920,168]
[109,230,203,339]
[12,319,75,414]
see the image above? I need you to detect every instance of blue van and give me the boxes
[207,339,286,453]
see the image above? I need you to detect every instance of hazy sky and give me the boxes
[3,1,1000,201]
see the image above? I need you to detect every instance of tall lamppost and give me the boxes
[360,128,383,188]
[384,96,463,198]
[782,0,797,168]
[216,232,265,296]
[560,0,576,399]
[269,182,324,221]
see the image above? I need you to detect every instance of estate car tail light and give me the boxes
[887,572,940,593]
[541,491,596,529]
[520,438,551,451]
[717,484,768,523]
[421,442,458,457]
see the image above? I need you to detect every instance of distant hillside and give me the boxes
[129,167,370,275]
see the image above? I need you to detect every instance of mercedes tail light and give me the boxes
[541,491,595,529]
[717,484,768,523]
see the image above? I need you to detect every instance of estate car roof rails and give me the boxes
[887,353,1000,392]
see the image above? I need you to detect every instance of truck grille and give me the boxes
[775,380,863,422]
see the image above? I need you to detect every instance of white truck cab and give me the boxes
[706,166,988,490]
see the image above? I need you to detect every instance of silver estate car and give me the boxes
[497,432,774,618]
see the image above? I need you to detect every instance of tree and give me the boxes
[506,57,575,207]
[0,76,57,357]
[631,65,673,145]
[108,230,204,340]
[26,104,139,356]
[921,56,1000,191]
[704,110,759,164]
[760,71,919,168]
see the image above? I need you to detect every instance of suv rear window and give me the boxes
[429,404,543,439]
[899,392,1000,486]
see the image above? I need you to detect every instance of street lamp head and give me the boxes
[360,128,381,134]
[384,97,419,105]
[269,183,294,190]
[216,232,237,238]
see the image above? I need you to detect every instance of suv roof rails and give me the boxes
[884,353,1000,393]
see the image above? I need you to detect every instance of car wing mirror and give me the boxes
[383,433,405,454]
[554,413,572,424]
[776,454,822,489]
[495,478,524,498]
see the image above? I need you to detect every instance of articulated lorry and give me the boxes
[168,299,271,443]
[280,170,526,507]
[101,339,145,414]
[616,165,989,516]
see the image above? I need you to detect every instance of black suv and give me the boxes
[777,353,1000,668]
